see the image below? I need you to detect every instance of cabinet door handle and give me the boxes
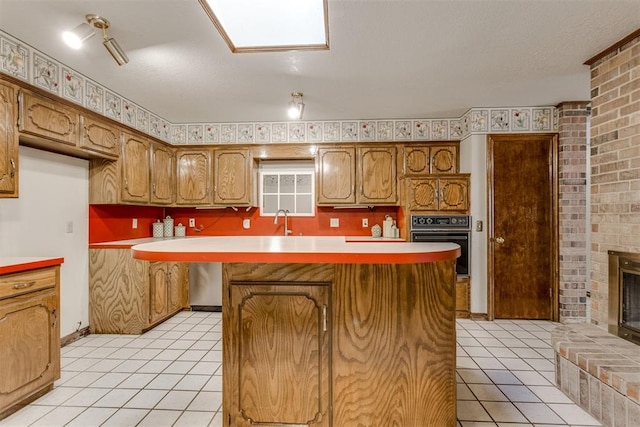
[9,158,16,178]
[153,183,157,195]
[322,304,327,332]
[52,309,58,328]
[13,281,35,290]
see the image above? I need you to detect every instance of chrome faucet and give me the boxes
[274,209,292,236]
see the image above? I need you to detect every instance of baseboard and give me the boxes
[190,305,222,312]
[60,325,91,347]
[470,312,489,320]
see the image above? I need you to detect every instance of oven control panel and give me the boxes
[411,215,470,230]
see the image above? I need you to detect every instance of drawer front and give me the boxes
[0,268,56,300]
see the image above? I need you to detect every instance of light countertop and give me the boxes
[0,257,64,275]
[130,235,459,264]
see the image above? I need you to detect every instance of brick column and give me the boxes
[556,101,589,323]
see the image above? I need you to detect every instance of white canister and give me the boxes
[174,223,186,237]
[383,215,394,238]
[163,215,174,237]
[152,220,164,238]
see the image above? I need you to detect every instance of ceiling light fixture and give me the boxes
[62,14,129,66]
[287,92,305,120]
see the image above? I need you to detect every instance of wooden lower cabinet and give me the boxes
[89,249,189,334]
[0,266,60,419]
[456,277,471,318]
[223,261,456,426]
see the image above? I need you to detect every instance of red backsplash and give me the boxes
[89,205,404,243]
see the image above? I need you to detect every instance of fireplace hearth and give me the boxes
[608,251,640,345]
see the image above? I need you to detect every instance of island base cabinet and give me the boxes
[0,267,60,420]
[223,261,457,427]
[332,262,457,426]
[223,264,332,427]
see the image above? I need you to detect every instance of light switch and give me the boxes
[330,218,339,228]
[476,220,483,232]
[132,218,138,229]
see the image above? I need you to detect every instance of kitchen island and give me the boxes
[132,236,460,427]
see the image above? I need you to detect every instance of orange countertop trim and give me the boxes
[0,257,65,275]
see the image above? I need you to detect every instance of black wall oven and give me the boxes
[410,215,471,277]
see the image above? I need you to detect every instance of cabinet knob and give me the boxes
[13,280,35,290]
[495,236,505,244]
[9,158,15,178]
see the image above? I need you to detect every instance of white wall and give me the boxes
[460,134,488,314]
[0,146,89,337]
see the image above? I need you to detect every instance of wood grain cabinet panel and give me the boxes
[18,89,79,147]
[79,114,120,158]
[0,266,60,419]
[89,249,188,334]
[357,145,398,205]
[120,131,151,204]
[150,142,174,205]
[316,147,356,205]
[226,280,331,426]
[0,81,18,198]
[407,174,469,213]
[213,148,253,206]
[403,143,459,176]
[176,148,212,205]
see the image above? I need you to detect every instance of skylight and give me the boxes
[198,0,329,53]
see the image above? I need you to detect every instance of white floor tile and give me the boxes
[511,370,553,386]
[0,405,55,427]
[514,402,564,424]
[137,409,183,427]
[190,361,221,375]
[93,388,139,408]
[174,374,210,391]
[87,371,130,388]
[30,406,85,426]
[155,390,198,410]
[457,400,493,422]
[468,384,509,402]
[124,389,169,409]
[60,387,110,406]
[131,348,163,360]
[32,386,83,406]
[187,391,223,412]
[65,407,117,427]
[484,370,522,385]
[497,385,541,403]
[547,403,602,425]
[174,410,215,427]
[473,357,506,370]
[209,411,224,427]
[481,401,528,423]
[146,373,184,390]
[62,371,105,387]
[164,360,197,374]
[137,360,173,374]
[101,408,149,426]
[118,373,157,389]
[111,359,147,373]
[202,375,223,392]
[528,385,574,404]
[457,383,476,400]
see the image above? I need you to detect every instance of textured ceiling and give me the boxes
[0,0,639,124]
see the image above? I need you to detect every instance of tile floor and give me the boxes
[0,312,602,427]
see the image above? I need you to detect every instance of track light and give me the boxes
[287,92,305,120]
[63,14,129,66]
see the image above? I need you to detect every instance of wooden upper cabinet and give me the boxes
[406,174,470,212]
[18,89,79,147]
[0,81,18,198]
[120,131,150,204]
[213,148,253,206]
[430,144,458,174]
[357,145,398,205]
[150,142,174,205]
[176,148,212,205]
[403,143,458,176]
[79,114,120,158]
[316,147,356,205]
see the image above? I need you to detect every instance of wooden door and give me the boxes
[0,82,18,197]
[0,288,59,413]
[213,148,251,205]
[406,178,438,211]
[121,132,150,203]
[227,282,330,426]
[176,149,212,205]
[489,134,558,320]
[430,144,458,174]
[403,145,430,176]
[439,175,470,212]
[357,145,397,205]
[150,142,174,205]
[79,114,120,158]
[149,263,168,324]
[316,147,356,205]
[18,89,79,147]
[167,263,185,314]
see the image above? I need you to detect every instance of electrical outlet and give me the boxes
[330,218,339,228]
[362,218,368,227]
[243,218,251,229]
[66,221,73,233]
[189,218,196,227]
[132,218,138,229]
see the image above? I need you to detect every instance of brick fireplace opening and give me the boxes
[609,251,640,345]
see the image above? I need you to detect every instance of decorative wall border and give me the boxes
[0,29,558,145]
